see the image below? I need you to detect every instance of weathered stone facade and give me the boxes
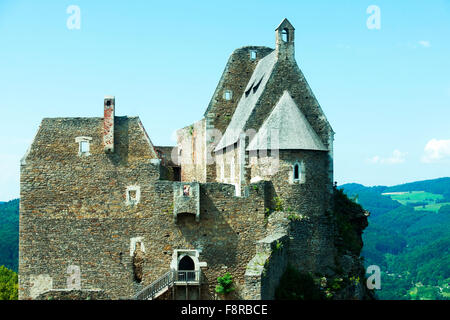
[19,19,371,300]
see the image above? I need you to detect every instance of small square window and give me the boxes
[224,90,232,101]
[75,136,92,156]
[128,190,137,201]
[183,185,190,197]
[126,186,141,205]
[80,141,89,153]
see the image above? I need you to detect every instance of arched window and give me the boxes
[178,255,195,270]
[178,255,196,281]
[281,28,289,42]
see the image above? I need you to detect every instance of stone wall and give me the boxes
[20,115,273,301]
[36,289,109,300]
[177,119,206,182]
[243,212,290,300]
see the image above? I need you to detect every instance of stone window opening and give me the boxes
[75,136,92,157]
[178,255,196,281]
[292,161,304,184]
[129,190,137,201]
[133,242,144,283]
[224,90,232,101]
[80,141,89,153]
[282,28,289,42]
[183,185,190,197]
[126,186,141,205]
[293,163,300,181]
[250,50,257,60]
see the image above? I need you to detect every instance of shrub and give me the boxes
[215,273,235,295]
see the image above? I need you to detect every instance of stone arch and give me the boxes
[176,253,200,271]
[178,255,195,271]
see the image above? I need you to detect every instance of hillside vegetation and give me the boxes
[0,199,19,272]
[341,178,450,300]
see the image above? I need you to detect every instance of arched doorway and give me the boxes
[178,255,195,281]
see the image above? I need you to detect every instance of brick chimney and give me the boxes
[103,96,115,153]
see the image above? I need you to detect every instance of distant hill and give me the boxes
[0,199,19,272]
[340,177,450,300]
[384,177,450,199]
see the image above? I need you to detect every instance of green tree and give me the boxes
[215,273,235,295]
[0,265,18,300]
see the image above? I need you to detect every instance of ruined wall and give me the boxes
[243,211,290,300]
[213,145,240,190]
[177,119,206,182]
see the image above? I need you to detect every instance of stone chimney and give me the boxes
[103,96,115,153]
[275,18,295,61]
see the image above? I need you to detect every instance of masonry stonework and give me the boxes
[19,19,371,300]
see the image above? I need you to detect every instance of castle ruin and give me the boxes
[19,19,370,300]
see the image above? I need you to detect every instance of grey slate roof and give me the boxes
[246,91,328,151]
[214,50,277,151]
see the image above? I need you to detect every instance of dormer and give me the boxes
[275,18,295,61]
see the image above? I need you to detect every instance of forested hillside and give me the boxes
[341,178,450,300]
[0,199,19,272]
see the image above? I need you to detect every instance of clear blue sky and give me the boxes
[1,0,450,200]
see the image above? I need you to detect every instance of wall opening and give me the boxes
[281,28,289,42]
[294,163,299,180]
[224,90,232,101]
[126,186,141,205]
[133,242,144,283]
[183,185,190,196]
[75,136,92,157]
[80,141,89,153]
[178,255,195,281]
[173,167,181,181]
[178,255,195,271]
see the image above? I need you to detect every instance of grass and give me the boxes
[415,202,450,213]
[386,191,443,203]
[382,191,448,213]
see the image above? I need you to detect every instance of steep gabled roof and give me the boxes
[214,51,277,151]
[275,18,295,31]
[247,91,327,151]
